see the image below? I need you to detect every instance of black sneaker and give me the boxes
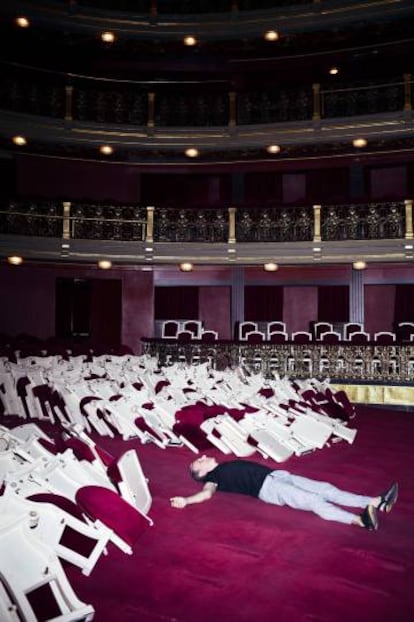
[360,504,379,531]
[378,482,398,513]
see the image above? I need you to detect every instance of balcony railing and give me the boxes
[0,199,412,245]
[0,63,412,128]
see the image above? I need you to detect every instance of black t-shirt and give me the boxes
[203,460,273,497]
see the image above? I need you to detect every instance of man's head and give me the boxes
[190,455,218,481]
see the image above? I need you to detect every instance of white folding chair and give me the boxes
[0,514,95,622]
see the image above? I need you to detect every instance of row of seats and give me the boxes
[241,329,413,344]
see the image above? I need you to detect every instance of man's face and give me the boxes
[191,455,217,477]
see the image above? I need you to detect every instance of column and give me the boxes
[404,198,413,240]
[62,201,71,239]
[146,206,154,243]
[350,268,364,324]
[231,267,245,338]
[313,204,321,243]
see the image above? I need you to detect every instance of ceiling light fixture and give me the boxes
[7,256,23,266]
[101,31,116,43]
[266,145,281,154]
[183,36,197,46]
[353,260,367,270]
[263,262,278,272]
[16,17,30,28]
[12,135,27,146]
[185,148,199,158]
[179,262,193,272]
[353,138,367,148]
[264,30,279,42]
[98,260,112,270]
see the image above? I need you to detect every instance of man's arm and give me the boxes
[170,481,217,509]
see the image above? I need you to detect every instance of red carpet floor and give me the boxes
[57,405,414,622]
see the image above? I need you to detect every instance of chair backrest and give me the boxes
[374,331,396,343]
[268,331,288,343]
[176,330,193,343]
[182,320,202,338]
[291,332,312,343]
[267,321,286,338]
[200,330,218,342]
[161,321,180,339]
[239,322,258,340]
[313,322,334,339]
[348,331,370,343]
[320,331,341,343]
[344,322,363,339]
[245,331,265,343]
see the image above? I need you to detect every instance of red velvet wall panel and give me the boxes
[369,166,407,200]
[282,173,306,204]
[16,155,140,202]
[199,286,231,339]
[122,271,154,352]
[364,284,396,335]
[284,286,318,335]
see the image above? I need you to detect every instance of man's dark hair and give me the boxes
[189,464,206,482]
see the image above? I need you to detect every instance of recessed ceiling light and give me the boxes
[179,262,193,272]
[101,31,116,43]
[184,36,197,46]
[353,138,367,148]
[264,262,278,272]
[329,67,339,75]
[16,17,30,28]
[264,30,279,42]
[98,260,112,270]
[12,135,27,146]
[266,145,281,154]
[185,148,199,158]
[100,145,113,155]
[353,260,367,270]
[7,256,23,266]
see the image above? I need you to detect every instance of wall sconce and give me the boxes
[179,262,193,272]
[263,262,278,272]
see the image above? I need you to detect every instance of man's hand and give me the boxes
[170,496,187,509]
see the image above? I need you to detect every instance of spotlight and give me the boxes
[7,256,23,266]
[185,148,199,158]
[184,36,197,46]
[353,260,367,270]
[98,260,112,270]
[264,31,279,42]
[12,135,27,146]
[16,17,30,28]
[353,138,367,148]
[101,31,116,43]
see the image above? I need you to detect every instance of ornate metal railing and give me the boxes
[142,339,414,382]
[236,206,313,242]
[0,199,412,245]
[0,62,411,127]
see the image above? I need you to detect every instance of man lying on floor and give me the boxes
[170,456,398,531]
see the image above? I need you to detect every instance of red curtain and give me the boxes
[244,286,283,321]
[154,286,199,319]
[318,285,349,322]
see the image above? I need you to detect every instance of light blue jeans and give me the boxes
[258,470,372,524]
